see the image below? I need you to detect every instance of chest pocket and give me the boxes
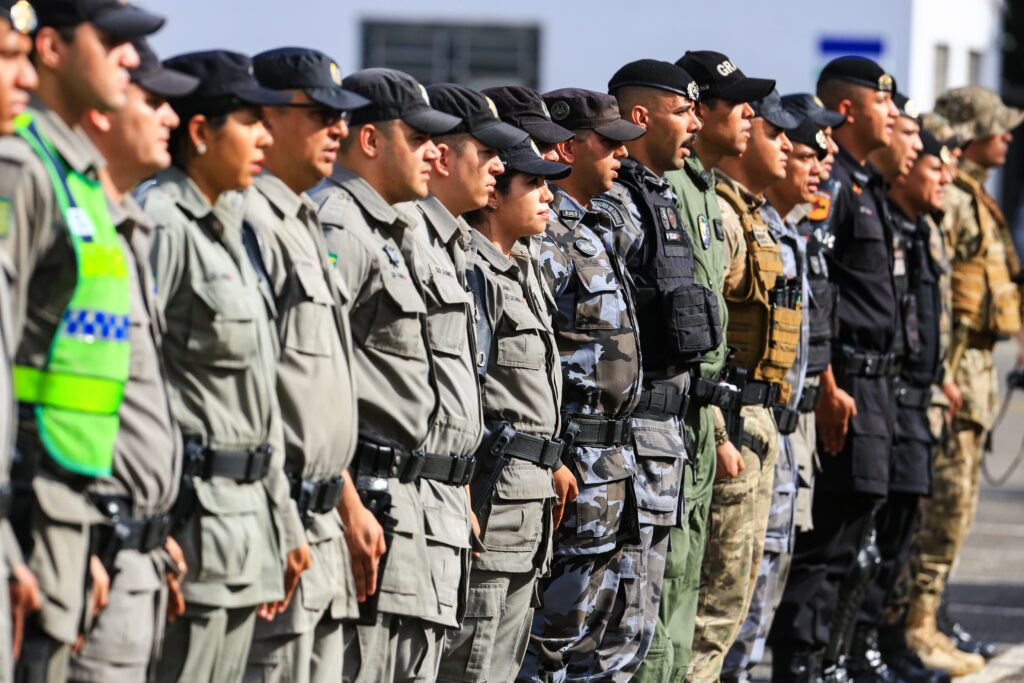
[285,262,335,357]
[844,209,888,273]
[187,278,258,368]
[362,269,427,359]
[496,297,545,371]
[425,270,471,356]
[574,264,626,331]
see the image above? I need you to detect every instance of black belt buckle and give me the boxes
[243,444,273,483]
[141,515,172,553]
[541,439,566,469]
[183,439,211,479]
[400,450,425,483]
[449,455,476,485]
[618,418,633,445]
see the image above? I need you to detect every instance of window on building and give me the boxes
[968,50,984,85]
[934,43,949,101]
[361,21,540,89]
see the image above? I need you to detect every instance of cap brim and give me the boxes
[306,86,371,112]
[403,107,462,135]
[520,119,574,144]
[810,109,847,129]
[504,157,571,180]
[133,69,200,99]
[716,77,775,103]
[999,106,1024,134]
[235,85,293,106]
[471,121,528,149]
[761,109,804,131]
[593,119,645,142]
[91,6,165,40]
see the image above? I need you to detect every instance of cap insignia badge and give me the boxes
[550,101,570,121]
[529,139,542,157]
[485,96,499,119]
[687,81,700,102]
[940,146,952,165]
[540,100,551,119]
[813,95,825,108]
[418,83,430,105]
[329,62,342,86]
[878,73,894,92]
[903,98,920,118]
[815,129,828,151]
[11,0,35,34]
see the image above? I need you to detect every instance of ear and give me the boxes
[432,141,452,177]
[188,114,209,150]
[359,123,380,159]
[86,109,111,134]
[554,137,575,165]
[629,104,650,130]
[33,27,65,71]
[836,98,855,125]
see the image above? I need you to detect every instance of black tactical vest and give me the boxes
[800,217,838,377]
[896,213,940,386]
[614,158,720,372]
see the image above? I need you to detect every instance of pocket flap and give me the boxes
[194,279,254,321]
[431,273,471,306]
[631,417,685,461]
[500,298,544,332]
[849,411,890,438]
[493,460,555,500]
[573,446,634,485]
[575,265,619,294]
[193,479,264,515]
[294,261,334,305]
[381,272,426,315]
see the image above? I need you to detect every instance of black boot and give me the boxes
[877,624,950,683]
[821,655,851,683]
[772,646,825,683]
[936,601,997,660]
[847,625,902,683]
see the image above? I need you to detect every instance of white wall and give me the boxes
[143,0,996,99]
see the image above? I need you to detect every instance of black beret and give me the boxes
[425,84,526,148]
[817,56,896,93]
[607,58,700,101]
[893,92,921,121]
[918,128,952,164]
[542,88,644,141]
[480,85,574,145]
[253,47,369,112]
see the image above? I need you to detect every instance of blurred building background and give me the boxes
[148,0,1022,229]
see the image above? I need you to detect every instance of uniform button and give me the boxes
[390,465,399,477]
[477,352,485,366]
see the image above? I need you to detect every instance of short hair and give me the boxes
[611,85,665,118]
[816,78,865,110]
[432,132,474,156]
[339,118,396,153]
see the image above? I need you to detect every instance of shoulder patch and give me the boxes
[590,197,625,228]
[809,192,831,222]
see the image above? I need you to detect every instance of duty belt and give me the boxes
[739,380,781,408]
[487,422,565,469]
[418,453,477,486]
[834,345,900,378]
[182,438,273,483]
[561,413,632,448]
[290,475,345,520]
[773,405,800,435]
[90,495,173,554]
[691,377,743,411]
[635,383,689,419]
[352,438,424,484]
[798,384,822,413]
[0,483,11,519]
[741,432,769,467]
[894,380,931,410]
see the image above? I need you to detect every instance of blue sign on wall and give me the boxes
[818,37,885,59]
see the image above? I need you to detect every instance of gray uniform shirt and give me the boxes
[309,165,438,619]
[144,165,303,608]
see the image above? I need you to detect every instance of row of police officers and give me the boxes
[0,1,1020,682]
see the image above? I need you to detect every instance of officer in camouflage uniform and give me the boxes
[0,3,161,679]
[308,68,459,682]
[410,83,525,679]
[70,40,197,683]
[594,59,708,683]
[689,88,803,682]
[517,87,646,682]
[0,3,39,679]
[723,102,829,683]
[447,139,571,683]
[240,48,370,683]
[903,86,1024,676]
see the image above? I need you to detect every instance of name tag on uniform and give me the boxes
[67,207,95,241]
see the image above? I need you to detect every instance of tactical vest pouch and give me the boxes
[988,274,1022,335]
[951,262,987,331]
[665,282,719,356]
[902,293,922,357]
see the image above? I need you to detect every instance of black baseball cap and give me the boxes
[163,51,291,117]
[499,138,571,179]
[252,47,369,112]
[33,0,164,39]
[481,85,574,145]
[130,39,198,99]
[0,1,38,33]
[608,58,701,102]
[780,93,847,129]
[542,88,644,141]
[344,68,460,135]
[751,89,803,130]
[893,92,921,121]
[817,56,896,93]
[425,84,527,149]
[676,50,774,102]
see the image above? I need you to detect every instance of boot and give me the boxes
[822,656,851,683]
[936,600,997,660]
[879,624,951,683]
[847,625,901,683]
[772,646,825,683]
[906,603,985,677]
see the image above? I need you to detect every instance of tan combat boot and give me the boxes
[906,601,986,677]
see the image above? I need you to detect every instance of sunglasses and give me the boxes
[277,103,349,127]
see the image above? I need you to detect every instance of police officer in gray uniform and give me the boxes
[144,51,308,683]
[241,47,370,683]
[308,68,459,682]
[481,85,574,159]
[71,39,198,683]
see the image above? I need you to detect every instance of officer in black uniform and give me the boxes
[768,56,900,683]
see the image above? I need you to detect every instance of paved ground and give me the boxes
[751,342,1024,681]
